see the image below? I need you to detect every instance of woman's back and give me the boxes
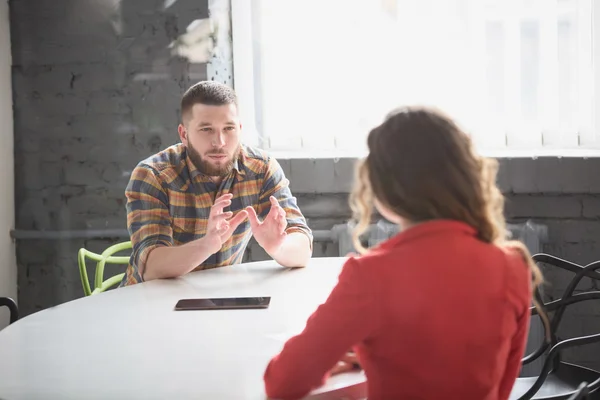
[264,220,531,400]
[357,220,531,399]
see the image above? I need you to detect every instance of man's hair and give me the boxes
[181,81,238,121]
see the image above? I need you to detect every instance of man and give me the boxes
[120,81,312,285]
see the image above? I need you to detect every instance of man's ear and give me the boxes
[178,123,187,145]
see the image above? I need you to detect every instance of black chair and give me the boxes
[510,255,600,400]
[0,297,18,325]
[567,382,590,400]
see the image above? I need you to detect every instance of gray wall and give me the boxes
[9,0,600,371]
[0,0,16,330]
[10,0,232,313]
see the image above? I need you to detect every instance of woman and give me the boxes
[263,107,547,400]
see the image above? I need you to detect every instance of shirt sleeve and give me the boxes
[125,164,174,282]
[497,249,532,400]
[258,157,312,246]
[263,258,379,400]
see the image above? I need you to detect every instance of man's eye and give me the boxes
[200,127,212,132]
[225,126,235,131]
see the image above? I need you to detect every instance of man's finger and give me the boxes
[212,199,232,209]
[211,199,232,215]
[245,206,261,229]
[330,361,355,376]
[267,196,282,218]
[216,221,229,235]
[269,196,279,206]
[229,210,248,226]
[279,231,287,242]
[272,212,285,223]
[215,193,234,202]
[277,217,287,234]
[213,211,233,220]
[223,210,248,238]
[339,353,359,365]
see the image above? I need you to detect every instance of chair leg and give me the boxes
[0,297,19,324]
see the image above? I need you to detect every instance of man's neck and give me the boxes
[210,175,224,186]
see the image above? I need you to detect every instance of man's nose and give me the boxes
[214,132,226,147]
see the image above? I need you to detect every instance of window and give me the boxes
[232,0,598,156]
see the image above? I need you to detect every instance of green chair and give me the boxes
[78,241,132,296]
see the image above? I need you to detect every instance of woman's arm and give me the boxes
[497,251,532,400]
[264,258,379,400]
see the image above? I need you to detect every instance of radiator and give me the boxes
[331,220,548,377]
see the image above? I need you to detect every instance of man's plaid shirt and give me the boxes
[121,143,312,286]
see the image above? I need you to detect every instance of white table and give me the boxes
[0,258,367,400]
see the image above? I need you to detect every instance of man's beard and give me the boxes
[187,143,241,177]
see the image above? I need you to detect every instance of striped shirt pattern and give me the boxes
[121,143,312,286]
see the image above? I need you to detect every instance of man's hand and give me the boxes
[330,351,362,376]
[204,193,248,254]
[246,196,287,255]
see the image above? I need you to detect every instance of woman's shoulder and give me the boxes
[499,243,533,313]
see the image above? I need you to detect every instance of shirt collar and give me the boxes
[379,219,478,249]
